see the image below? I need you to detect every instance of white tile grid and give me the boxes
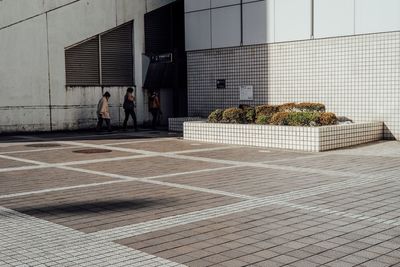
[318,121,384,151]
[89,163,400,243]
[0,135,398,266]
[184,121,383,152]
[0,207,185,267]
[187,31,400,140]
[168,117,204,132]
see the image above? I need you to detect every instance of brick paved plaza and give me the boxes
[1,131,400,267]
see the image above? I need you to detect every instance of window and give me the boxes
[65,21,134,86]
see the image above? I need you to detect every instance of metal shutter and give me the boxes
[100,22,134,86]
[65,36,100,86]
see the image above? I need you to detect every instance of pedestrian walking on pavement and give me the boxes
[96,92,112,132]
[148,91,161,130]
[122,87,138,131]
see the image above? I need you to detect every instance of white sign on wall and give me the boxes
[239,85,254,101]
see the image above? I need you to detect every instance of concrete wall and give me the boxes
[0,0,175,133]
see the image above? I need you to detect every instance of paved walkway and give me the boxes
[0,131,400,267]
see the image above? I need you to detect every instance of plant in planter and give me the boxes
[256,113,273,125]
[270,112,290,125]
[319,112,338,126]
[241,106,256,124]
[295,102,326,112]
[222,108,246,124]
[287,111,321,126]
[270,111,322,126]
[256,105,278,116]
[255,105,278,125]
[207,109,224,123]
[277,102,297,112]
[207,102,338,127]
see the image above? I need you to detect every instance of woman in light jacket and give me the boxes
[96,92,111,132]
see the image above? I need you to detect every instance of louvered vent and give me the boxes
[65,36,100,86]
[65,21,134,86]
[101,22,134,86]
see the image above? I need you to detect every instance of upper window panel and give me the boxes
[355,0,400,34]
[274,0,312,42]
[184,0,210,12]
[314,0,355,38]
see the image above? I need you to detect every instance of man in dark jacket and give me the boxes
[122,88,138,131]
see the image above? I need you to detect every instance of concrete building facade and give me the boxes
[185,0,400,139]
[0,0,174,132]
[1,0,399,140]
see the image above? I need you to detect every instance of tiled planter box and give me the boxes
[168,117,204,132]
[184,121,384,152]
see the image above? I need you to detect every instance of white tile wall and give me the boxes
[184,122,383,152]
[169,117,205,132]
[187,31,400,139]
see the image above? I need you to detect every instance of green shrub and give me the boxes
[286,112,321,126]
[207,103,336,126]
[255,105,277,125]
[222,108,246,124]
[256,105,278,116]
[239,105,256,123]
[255,114,273,125]
[244,107,256,124]
[277,102,296,112]
[295,102,326,112]
[319,112,338,126]
[271,111,323,126]
[270,112,290,125]
[207,109,224,123]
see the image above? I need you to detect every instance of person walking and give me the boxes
[148,91,161,129]
[96,92,112,132]
[122,87,138,131]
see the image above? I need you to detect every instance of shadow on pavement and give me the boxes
[14,198,178,215]
[0,129,182,144]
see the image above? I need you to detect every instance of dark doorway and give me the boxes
[144,0,187,123]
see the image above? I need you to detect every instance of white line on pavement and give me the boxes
[0,146,81,155]
[0,165,242,199]
[90,173,400,242]
[0,165,51,173]
[0,154,50,166]
[0,180,128,200]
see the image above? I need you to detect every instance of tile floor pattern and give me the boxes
[0,131,400,266]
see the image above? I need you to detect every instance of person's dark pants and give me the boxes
[150,108,159,129]
[123,109,138,130]
[97,117,111,131]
